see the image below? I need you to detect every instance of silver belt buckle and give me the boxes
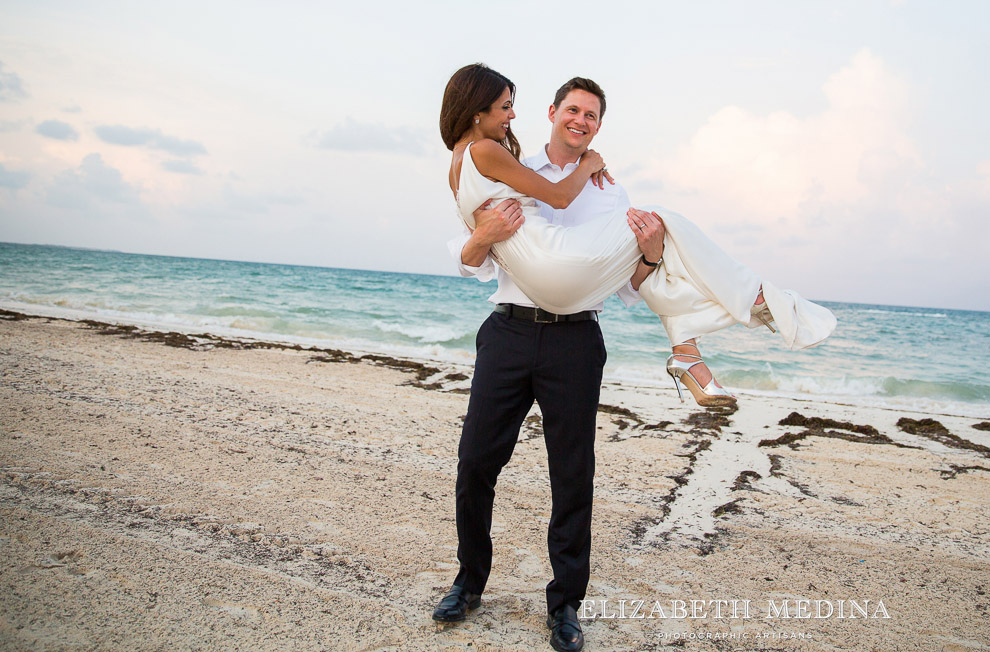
[534,308,556,323]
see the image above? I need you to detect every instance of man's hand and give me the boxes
[473,198,524,245]
[627,207,665,262]
[460,199,524,266]
[627,207,666,290]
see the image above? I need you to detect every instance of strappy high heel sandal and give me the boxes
[751,286,776,333]
[665,353,737,407]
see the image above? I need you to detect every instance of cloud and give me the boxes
[161,159,203,175]
[0,163,30,189]
[627,48,990,306]
[0,62,27,101]
[94,125,207,156]
[0,119,27,133]
[48,153,141,208]
[312,118,427,155]
[639,50,919,226]
[36,119,80,141]
[62,104,82,113]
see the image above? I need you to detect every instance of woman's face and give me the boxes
[478,86,515,141]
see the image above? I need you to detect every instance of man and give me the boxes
[433,77,665,652]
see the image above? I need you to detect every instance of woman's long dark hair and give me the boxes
[440,63,522,160]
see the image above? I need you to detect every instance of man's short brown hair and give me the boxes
[552,77,606,119]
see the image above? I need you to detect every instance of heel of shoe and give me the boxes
[666,352,736,408]
[751,288,776,333]
[667,368,686,403]
[751,304,776,333]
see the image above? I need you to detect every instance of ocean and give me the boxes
[2,242,987,417]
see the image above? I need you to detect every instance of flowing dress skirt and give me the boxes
[457,144,836,349]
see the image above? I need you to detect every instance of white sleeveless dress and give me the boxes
[456,143,836,350]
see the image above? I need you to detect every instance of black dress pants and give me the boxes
[453,310,606,614]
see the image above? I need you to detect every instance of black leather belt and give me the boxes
[494,304,598,323]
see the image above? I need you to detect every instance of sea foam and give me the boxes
[2,242,988,416]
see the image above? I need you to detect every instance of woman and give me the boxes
[441,64,836,406]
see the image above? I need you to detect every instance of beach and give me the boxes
[1,312,988,651]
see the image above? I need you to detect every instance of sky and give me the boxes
[1,1,988,311]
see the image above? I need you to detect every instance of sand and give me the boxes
[1,313,988,651]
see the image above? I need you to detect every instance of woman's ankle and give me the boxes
[670,341,717,387]
[672,341,700,357]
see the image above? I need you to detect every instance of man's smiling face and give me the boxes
[548,89,602,155]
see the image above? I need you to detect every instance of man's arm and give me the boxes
[626,208,666,291]
[459,198,524,267]
[447,229,495,279]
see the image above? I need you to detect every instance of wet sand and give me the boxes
[1,313,988,651]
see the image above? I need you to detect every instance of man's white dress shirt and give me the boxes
[447,145,641,312]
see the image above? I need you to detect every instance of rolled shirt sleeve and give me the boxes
[447,226,497,281]
[616,280,642,308]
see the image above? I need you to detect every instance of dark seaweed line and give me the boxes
[1,308,450,390]
[897,418,990,459]
[627,405,741,555]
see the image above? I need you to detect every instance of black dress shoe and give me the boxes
[547,604,584,652]
[432,585,481,623]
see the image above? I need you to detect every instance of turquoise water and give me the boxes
[2,242,988,416]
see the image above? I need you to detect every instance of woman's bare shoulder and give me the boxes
[469,138,509,158]
[469,140,517,177]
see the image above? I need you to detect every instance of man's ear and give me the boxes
[548,104,556,124]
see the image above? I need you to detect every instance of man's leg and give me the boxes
[532,320,606,614]
[454,312,537,595]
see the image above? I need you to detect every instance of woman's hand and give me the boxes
[580,149,604,172]
[591,167,614,190]
[580,149,613,189]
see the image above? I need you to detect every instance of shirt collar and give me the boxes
[524,144,553,172]
[525,144,581,173]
